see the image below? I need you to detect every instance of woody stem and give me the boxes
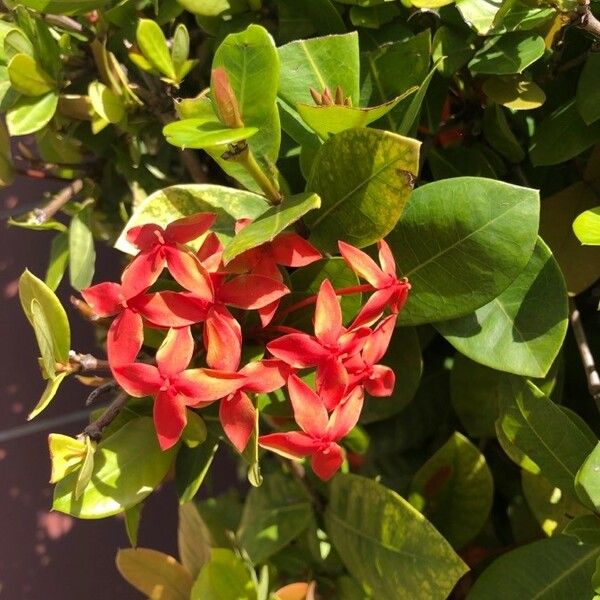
[82,390,128,442]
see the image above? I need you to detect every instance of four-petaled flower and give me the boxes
[259,375,364,481]
[114,327,245,450]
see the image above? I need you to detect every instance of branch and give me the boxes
[570,300,600,410]
[180,148,209,183]
[82,390,128,442]
[33,178,83,224]
[572,1,600,39]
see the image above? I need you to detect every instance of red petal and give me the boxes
[81,282,122,317]
[316,357,348,411]
[241,359,290,394]
[390,282,410,314]
[154,390,187,450]
[218,274,289,310]
[197,232,224,272]
[219,390,255,453]
[267,333,329,368]
[107,310,144,368]
[164,246,214,299]
[365,366,395,397]
[156,327,194,377]
[378,239,397,278]
[270,233,322,267]
[258,432,316,459]
[165,213,216,244]
[113,362,162,397]
[288,374,328,437]
[339,327,371,358]
[126,223,165,251]
[351,287,395,329]
[338,241,389,288]
[204,307,241,371]
[362,315,396,365]
[258,299,280,328]
[314,279,342,346]
[174,368,245,403]
[327,385,364,440]
[133,291,208,327]
[121,249,165,298]
[311,443,343,481]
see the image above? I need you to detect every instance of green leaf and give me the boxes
[175,0,249,17]
[191,549,258,600]
[196,490,243,548]
[116,548,193,600]
[0,119,14,187]
[178,503,212,578]
[456,0,503,34]
[468,535,600,599]
[428,145,498,180]
[389,177,539,326]
[432,26,475,78]
[171,23,190,75]
[176,440,218,504]
[88,81,125,124]
[573,207,600,246]
[53,417,176,518]
[278,0,346,43]
[349,4,400,28]
[29,372,68,420]
[563,514,600,545]
[577,52,600,125]
[483,75,546,111]
[306,127,420,253]
[326,474,468,600]
[222,192,320,263]
[530,100,600,167]
[125,503,143,547]
[436,238,568,378]
[576,443,600,512]
[115,184,269,255]
[469,33,545,75]
[75,437,95,500]
[31,299,57,379]
[237,472,312,564]
[483,104,525,163]
[278,32,360,108]
[522,470,590,537]
[3,28,34,59]
[397,61,437,137]
[408,432,494,549]
[48,433,87,483]
[297,94,412,140]
[136,19,176,80]
[497,382,595,496]
[45,232,69,292]
[163,119,258,149]
[6,91,58,136]
[69,204,96,291]
[8,53,54,96]
[19,269,70,365]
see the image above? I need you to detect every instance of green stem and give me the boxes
[235,148,282,205]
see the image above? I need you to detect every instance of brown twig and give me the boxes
[32,178,83,224]
[180,148,209,183]
[572,1,600,39]
[570,299,600,410]
[82,390,128,442]
[68,351,111,373]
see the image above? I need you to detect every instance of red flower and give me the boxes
[219,359,290,453]
[338,240,410,328]
[113,327,245,450]
[124,213,216,299]
[267,279,369,410]
[344,315,397,397]
[259,375,364,481]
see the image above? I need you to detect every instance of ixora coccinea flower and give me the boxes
[259,375,364,481]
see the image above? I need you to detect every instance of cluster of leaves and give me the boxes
[4,0,600,598]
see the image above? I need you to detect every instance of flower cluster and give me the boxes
[81,214,410,480]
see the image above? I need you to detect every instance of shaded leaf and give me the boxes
[178,502,212,578]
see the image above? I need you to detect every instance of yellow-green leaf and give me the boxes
[8,53,54,96]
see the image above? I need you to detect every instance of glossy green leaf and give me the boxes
[297,94,412,140]
[176,440,218,504]
[278,32,360,108]
[436,239,568,378]
[577,52,600,125]
[171,23,190,75]
[175,0,248,17]
[530,100,600,167]
[237,471,312,564]
[191,549,258,600]
[497,382,595,496]
[8,53,54,96]
[222,192,320,263]
[469,33,545,75]
[306,127,420,253]
[178,503,212,578]
[163,119,258,150]
[136,19,176,80]
[483,104,525,163]
[563,514,600,545]
[53,417,176,518]
[88,81,125,124]
[576,443,600,512]
[408,432,494,549]
[31,299,57,379]
[483,75,546,110]
[6,91,58,136]
[19,269,70,365]
[432,26,475,78]
[573,207,600,246]
[115,184,269,254]
[29,372,68,421]
[116,548,193,600]
[45,232,69,292]
[468,535,600,599]
[522,470,590,537]
[69,204,96,291]
[326,473,468,600]
[389,177,539,326]
[456,0,502,34]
